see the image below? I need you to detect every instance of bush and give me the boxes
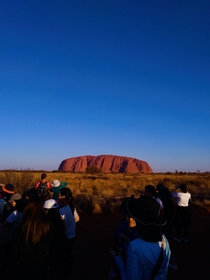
[85,166,101,174]
[0,170,35,193]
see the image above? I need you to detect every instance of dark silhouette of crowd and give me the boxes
[0,174,192,280]
[0,174,78,280]
[110,183,192,280]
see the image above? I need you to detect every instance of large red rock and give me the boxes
[58,155,153,173]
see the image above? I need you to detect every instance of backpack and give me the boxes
[37,181,49,198]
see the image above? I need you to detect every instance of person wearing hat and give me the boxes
[43,199,68,279]
[0,193,23,231]
[114,195,171,280]
[1,184,15,223]
[50,179,68,201]
[0,193,24,278]
[0,184,5,218]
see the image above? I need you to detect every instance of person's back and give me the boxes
[36,173,51,202]
[124,235,170,280]
[0,194,24,244]
[43,199,68,268]
[58,187,76,278]
[12,196,53,280]
[50,179,68,201]
[157,186,174,239]
[114,195,170,280]
[1,184,15,223]
[172,183,191,242]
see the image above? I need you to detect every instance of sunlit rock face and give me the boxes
[58,155,153,173]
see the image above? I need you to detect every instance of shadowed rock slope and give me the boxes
[58,155,153,173]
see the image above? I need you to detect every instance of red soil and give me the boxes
[73,205,210,280]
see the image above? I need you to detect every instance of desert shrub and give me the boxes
[85,166,101,174]
[1,170,210,213]
[92,185,100,196]
[74,194,94,214]
[0,170,34,193]
[93,196,123,215]
[98,198,114,215]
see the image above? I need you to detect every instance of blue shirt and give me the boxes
[59,205,76,239]
[115,235,170,280]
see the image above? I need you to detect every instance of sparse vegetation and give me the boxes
[0,170,210,214]
[85,166,101,174]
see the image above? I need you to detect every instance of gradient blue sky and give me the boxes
[0,0,210,172]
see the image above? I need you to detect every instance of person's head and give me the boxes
[43,199,58,214]
[25,188,38,199]
[43,199,64,228]
[8,193,22,208]
[126,195,166,242]
[120,196,136,227]
[51,179,61,188]
[179,183,187,193]
[2,184,15,201]
[158,186,172,200]
[144,185,156,197]
[59,187,73,203]
[22,195,51,244]
[156,183,166,192]
[58,187,74,211]
[41,173,47,180]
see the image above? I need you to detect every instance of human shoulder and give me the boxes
[7,210,22,224]
[129,237,150,251]
[155,197,164,209]
[171,192,176,197]
[59,205,71,214]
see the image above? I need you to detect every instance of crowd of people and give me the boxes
[110,183,192,280]
[0,174,79,280]
[0,173,192,280]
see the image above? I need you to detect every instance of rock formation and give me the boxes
[58,155,153,173]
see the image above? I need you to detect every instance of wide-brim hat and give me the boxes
[126,195,166,226]
[2,184,15,194]
[51,179,60,188]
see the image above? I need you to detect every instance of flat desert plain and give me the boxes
[72,204,210,280]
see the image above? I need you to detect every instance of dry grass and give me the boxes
[0,170,210,213]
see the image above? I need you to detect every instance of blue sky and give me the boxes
[0,0,209,172]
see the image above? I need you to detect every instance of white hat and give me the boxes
[43,199,58,209]
[51,179,61,188]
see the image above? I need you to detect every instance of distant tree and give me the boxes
[85,166,101,174]
[175,170,178,174]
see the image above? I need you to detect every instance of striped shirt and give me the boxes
[59,205,76,239]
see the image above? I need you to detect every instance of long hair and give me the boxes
[21,195,51,244]
[60,187,74,213]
